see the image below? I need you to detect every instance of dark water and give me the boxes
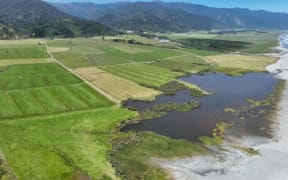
[124,73,279,141]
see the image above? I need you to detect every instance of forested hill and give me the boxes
[52,1,288,32]
[0,0,115,39]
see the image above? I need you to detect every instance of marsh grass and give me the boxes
[110,132,207,179]
[199,122,231,146]
[232,145,261,156]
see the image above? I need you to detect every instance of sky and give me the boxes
[45,0,288,13]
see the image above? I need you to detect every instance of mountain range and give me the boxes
[52,1,288,32]
[1,0,288,39]
[0,0,115,39]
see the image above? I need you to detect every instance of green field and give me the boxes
[181,48,222,56]
[154,54,210,73]
[0,64,112,119]
[49,39,185,67]
[0,40,54,67]
[0,44,49,59]
[0,107,137,179]
[101,63,184,88]
[0,64,81,90]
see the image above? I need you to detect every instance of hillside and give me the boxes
[53,1,288,32]
[0,0,115,39]
[164,3,288,29]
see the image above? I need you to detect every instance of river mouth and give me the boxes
[123,72,280,141]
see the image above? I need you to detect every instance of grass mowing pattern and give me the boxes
[0,84,113,119]
[102,64,184,88]
[0,64,81,91]
[0,107,137,179]
[0,64,113,119]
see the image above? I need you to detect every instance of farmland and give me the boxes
[0,40,135,179]
[0,40,115,120]
[154,54,210,73]
[0,58,54,67]
[0,64,113,119]
[206,54,277,72]
[75,67,161,101]
[101,63,184,88]
[0,43,48,59]
[49,38,185,67]
[0,40,54,66]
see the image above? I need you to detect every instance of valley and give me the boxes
[0,0,287,179]
[0,30,286,179]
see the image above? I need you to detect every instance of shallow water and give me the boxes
[124,73,279,140]
[157,36,288,180]
[158,83,288,180]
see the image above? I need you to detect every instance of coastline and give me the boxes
[157,36,288,180]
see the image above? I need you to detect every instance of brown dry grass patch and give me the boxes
[206,54,277,71]
[75,67,161,101]
[0,58,54,67]
[48,47,70,53]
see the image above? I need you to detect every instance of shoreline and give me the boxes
[157,37,288,180]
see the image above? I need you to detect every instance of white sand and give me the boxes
[158,39,288,180]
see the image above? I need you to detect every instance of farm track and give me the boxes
[45,42,121,104]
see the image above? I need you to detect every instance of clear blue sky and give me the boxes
[44,0,288,13]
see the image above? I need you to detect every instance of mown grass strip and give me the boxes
[0,83,114,119]
[0,93,23,118]
[49,86,90,111]
[31,88,68,113]
[0,65,82,91]
[66,84,113,108]
[11,90,46,115]
[102,64,183,88]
